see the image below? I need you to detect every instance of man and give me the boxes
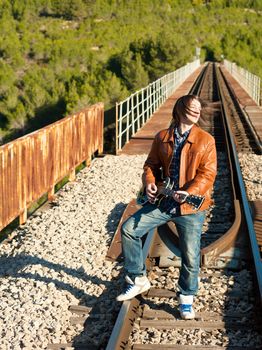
[116,94,217,320]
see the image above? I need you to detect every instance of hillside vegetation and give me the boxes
[0,0,261,144]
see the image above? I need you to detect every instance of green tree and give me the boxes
[47,0,87,19]
[0,61,16,96]
[0,0,262,144]
[96,71,128,107]
[0,0,12,17]
[8,102,27,130]
[65,80,80,113]
[121,53,149,91]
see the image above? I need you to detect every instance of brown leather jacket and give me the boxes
[143,124,217,215]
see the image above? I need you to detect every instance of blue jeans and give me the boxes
[121,203,206,295]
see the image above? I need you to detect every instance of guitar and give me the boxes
[137,177,205,210]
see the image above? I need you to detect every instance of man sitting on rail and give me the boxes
[116,94,217,320]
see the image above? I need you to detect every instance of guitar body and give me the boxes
[137,177,205,210]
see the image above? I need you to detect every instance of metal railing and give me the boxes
[115,59,200,152]
[223,59,261,105]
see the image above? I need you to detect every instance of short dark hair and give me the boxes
[171,94,203,127]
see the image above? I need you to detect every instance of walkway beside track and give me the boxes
[119,65,204,155]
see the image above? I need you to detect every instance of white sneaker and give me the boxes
[179,294,195,320]
[116,275,151,301]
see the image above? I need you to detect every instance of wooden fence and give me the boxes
[0,103,104,231]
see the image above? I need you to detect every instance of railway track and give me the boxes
[105,63,262,349]
[47,63,262,349]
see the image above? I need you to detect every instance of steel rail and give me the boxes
[219,67,262,154]
[106,228,157,350]
[200,64,241,264]
[216,65,262,304]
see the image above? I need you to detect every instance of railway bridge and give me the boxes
[0,60,262,349]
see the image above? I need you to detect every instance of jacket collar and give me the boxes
[162,124,199,143]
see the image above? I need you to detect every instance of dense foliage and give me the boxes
[0,0,261,143]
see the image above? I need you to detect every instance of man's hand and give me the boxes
[172,190,189,203]
[146,183,158,203]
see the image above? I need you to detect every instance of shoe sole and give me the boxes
[116,283,151,302]
[181,315,195,320]
[180,311,195,320]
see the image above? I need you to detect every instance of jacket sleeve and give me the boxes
[142,134,162,186]
[183,139,217,196]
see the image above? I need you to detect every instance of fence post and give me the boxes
[98,107,104,154]
[136,93,140,130]
[142,89,145,125]
[126,99,130,143]
[115,102,119,154]
[146,86,150,121]
[19,207,27,225]
[69,168,76,181]
[48,186,55,201]
[131,95,135,135]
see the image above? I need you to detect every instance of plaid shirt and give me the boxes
[160,127,190,214]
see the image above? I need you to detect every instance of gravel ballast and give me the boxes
[0,155,146,350]
[0,151,261,349]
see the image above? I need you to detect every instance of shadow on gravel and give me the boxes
[0,251,124,349]
[0,253,111,299]
[0,200,130,349]
[104,201,127,244]
[67,201,135,349]
[67,202,130,349]
[72,274,125,349]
